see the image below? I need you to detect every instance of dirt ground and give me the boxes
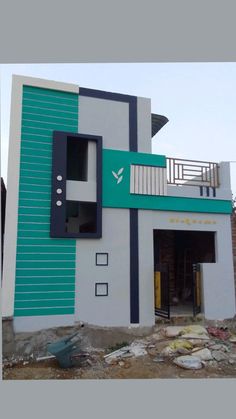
[3,322,236,380]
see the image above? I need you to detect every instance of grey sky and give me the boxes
[1,63,236,196]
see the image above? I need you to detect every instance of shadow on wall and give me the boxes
[1,177,6,273]
[232,209,236,292]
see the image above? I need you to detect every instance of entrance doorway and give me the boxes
[153,229,216,318]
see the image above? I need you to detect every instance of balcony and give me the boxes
[167,158,220,188]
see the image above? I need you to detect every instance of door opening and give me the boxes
[153,229,215,318]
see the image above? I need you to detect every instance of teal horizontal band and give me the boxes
[16,252,75,261]
[15,276,75,285]
[22,112,78,126]
[18,222,50,231]
[22,118,78,132]
[15,299,74,309]
[23,85,78,97]
[14,307,75,316]
[18,207,51,216]
[15,283,75,292]
[19,191,51,201]
[15,291,75,300]
[103,194,232,214]
[21,146,52,157]
[18,201,50,210]
[17,230,50,238]
[16,260,75,269]
[20,162,51,174]
[20,168,52,179]
[19,184,51,194]
[22,99,78,114]
[23,91,78,107]
[16,245,75,254]
[20,154,52,166]
[19,176,51,186]
[21,133,52,142]
[17,238,75,246]
[23,105,78,119]
[16,268,75,277]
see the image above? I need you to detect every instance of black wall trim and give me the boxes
[130,209,139,323]
[80,87,138,152]
[80,87,139,323]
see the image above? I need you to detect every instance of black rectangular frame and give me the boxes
[50,131,102,238]
[95,282,108,297]
[95,252,108,266]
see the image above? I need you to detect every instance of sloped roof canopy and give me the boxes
[152,114,169,137]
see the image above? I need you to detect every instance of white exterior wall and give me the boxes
[201,215,235,319]
[75,209,131,326]
[78,96,129,150]
[137,97,152,153]
[150,211,236,321]
[76,94,132,326]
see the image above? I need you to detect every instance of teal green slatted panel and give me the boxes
[19,177,51,186]
[15,300,74,309]
[18,208,51,216]
[14,85,78,317]
[16,285,75,293]
[17,253,75,261]
[14,307,75,317]
[19,200,50,209]
[23,91,79,105]
[18,222,50,231]
[17,245,75,253]
[16,269,75,277]
[17,238,75,246]
[15,299,74,309]
[15,291,75,300]
[19,191,51,200]
[16,277,75,285]
[23,106,78,119]
[20,168,52,179]
[21,147,52,157]
[16,261,75,269]
[20,155,52,166]
[17,231,50,238]
[22,112,78,126]
[19,184,51,194]
[21,133,52,142]
[22,119,78,131]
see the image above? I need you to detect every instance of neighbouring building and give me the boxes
[2,75,235,332]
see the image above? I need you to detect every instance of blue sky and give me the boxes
[1,63,236,196]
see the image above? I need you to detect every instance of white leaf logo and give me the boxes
[112,171,118,179]
[112,168,124,184]
[117,175,123,184]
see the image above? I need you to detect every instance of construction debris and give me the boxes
[173,355,203,370]
[191,348,213,361]
[207,327,230,341]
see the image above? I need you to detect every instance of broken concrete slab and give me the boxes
[180,333,210,340]
[163,326,185,338]
[212,350,229,362]
[173,355,203,370]
[191,348,213,361]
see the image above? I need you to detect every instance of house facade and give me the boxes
[2,75,235,332]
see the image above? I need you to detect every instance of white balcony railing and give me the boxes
[167,158,220,188]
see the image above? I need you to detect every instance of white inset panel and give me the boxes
[66,180,96,202]
[130,165,167,196]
